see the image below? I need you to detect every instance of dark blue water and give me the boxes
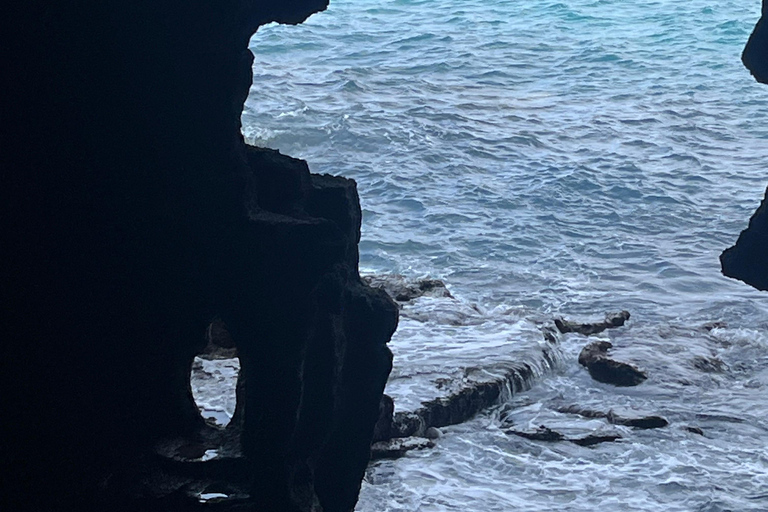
[242,1,768,510]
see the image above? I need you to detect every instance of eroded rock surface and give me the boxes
[1,2,397,511]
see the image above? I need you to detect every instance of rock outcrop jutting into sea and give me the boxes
[1,1,397,511]
[721,1,768,290]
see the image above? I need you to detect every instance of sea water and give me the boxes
[242,1,768,510]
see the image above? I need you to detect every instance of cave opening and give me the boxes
[190,319,241,428]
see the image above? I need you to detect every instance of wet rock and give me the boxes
[391,412,425,439]
[702,321,727,332]
[584,355,648,387]
[570,434,622,447]
[578,341,647,386]
[557,406,668,429]
[370,437,435,461]
[542,327,559,344]
[363,274,453,302]
[577,340,614,366]
[390,348,560,438]
[508,426,565,442]
[615,415,668,429]
[506,426,622,446]
[692,355,728,373]
[555,311,631,335]
[684,426,705,436]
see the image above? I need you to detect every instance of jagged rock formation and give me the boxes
[1,1,397,511]
[721,1,768,289]
[721,188,768,290]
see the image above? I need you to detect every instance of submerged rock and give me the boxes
[557,405,668,429]
[578,341,647,387]
[570,434,622,447]
[508,426,565,442]
[555,311,631,335]
[702,321,728,332]
[692,355,729,374]
[506,426,621,446]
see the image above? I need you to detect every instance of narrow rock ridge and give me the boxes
[377,335,563,440]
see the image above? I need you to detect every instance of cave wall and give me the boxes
[1,1,397,510]
[720,1,768,290]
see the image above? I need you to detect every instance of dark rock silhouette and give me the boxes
[1,1,397,511]
[742,0,768,84]
[721,188,768,291]
[578,341,648,387]
[721,1,768,290]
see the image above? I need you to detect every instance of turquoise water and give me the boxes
[244,1,768,510]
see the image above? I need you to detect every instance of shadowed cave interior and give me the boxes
[1,0,768,511]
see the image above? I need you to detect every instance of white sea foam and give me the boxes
[190,357,239,426]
